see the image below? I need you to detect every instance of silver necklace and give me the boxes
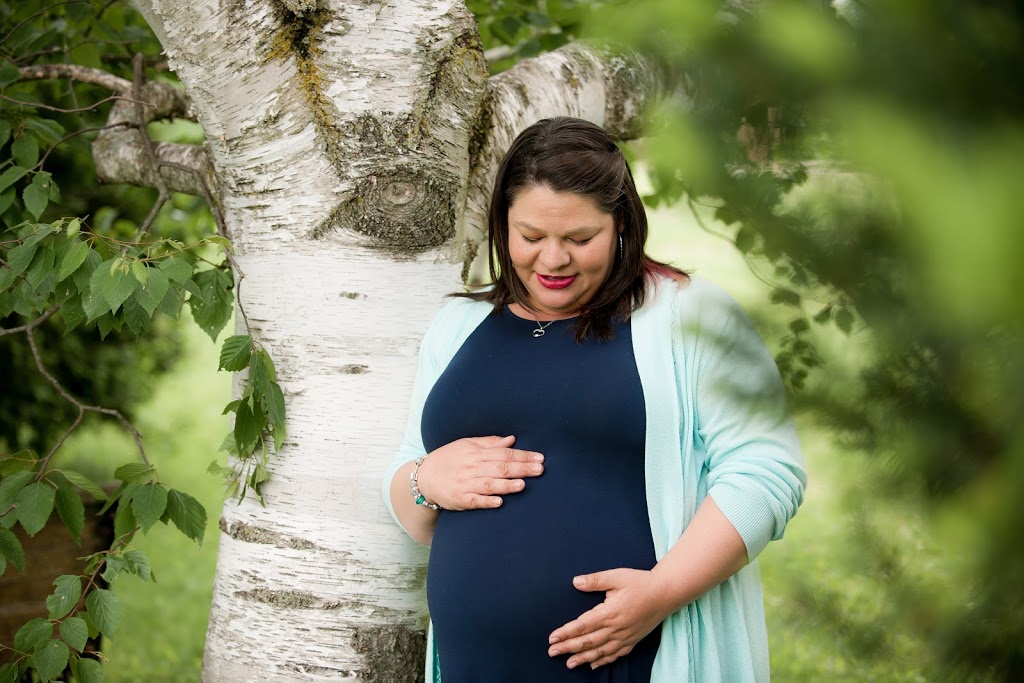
[532,319,555,338]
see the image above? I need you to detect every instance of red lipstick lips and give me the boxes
[537,274,576,289]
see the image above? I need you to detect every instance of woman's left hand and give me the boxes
[547,568,671,670]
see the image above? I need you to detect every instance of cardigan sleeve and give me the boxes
[380,303,449,536]
[689,285,807,560]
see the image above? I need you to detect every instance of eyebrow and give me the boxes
[512,221,601,236]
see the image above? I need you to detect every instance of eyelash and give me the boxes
[521,236,593,245]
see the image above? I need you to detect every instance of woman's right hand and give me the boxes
[416,435,544,511]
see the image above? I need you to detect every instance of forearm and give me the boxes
[389,460,439,546]
[650,497,749,614]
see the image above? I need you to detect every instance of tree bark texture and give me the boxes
[122,1,661,680]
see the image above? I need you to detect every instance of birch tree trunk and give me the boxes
[121,1,661,680]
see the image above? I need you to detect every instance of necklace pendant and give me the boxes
[532,328,546,338]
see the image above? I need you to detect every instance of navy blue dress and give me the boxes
[422,308,661,683]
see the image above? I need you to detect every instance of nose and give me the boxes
[538,240,571,270]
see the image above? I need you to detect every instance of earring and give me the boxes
[618,233,623,258]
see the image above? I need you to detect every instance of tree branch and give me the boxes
[18,63,133,93]
[0,305,58,336]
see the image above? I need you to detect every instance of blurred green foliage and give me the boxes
[587,0,1024,679]
[0,0,215,455]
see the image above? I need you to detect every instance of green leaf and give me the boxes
[15,481,55,536]
[0,61,23,88]
[250,349,276,404]
[57,240,91,282]
[71,248,101,292]
[11,134,39,169]
[0,470,33,510]
[130,483,167,533]
[156,281,184,319]
[60,470,107,501]
[769,288,801,307]
[0,187,14,216]
[33,637,69,682]
[129,259,148,286]
[100,555,125,583]
[66,217,80,237]
[0,119,9,148]
[188,268,234,341]
[46,574,82,620]
[0,662,18,683]
[234,396,263,456]
[84,589,119,636]
[22,118,65,145]
[113,463,154,482]
[14,618,52,652]
[60,617,88,652]
[813,305,832,324]
[54,486,85,544]
[123,548,153,582]
[219,335,252,371]
[75,658,103,683]
[157,256,192,284]
[4,240,39,284]
[205,235,234,252]
[267,382,286,450]
[0,165,27,193]
[121,295,151,337]
[113,498,136,541]
[0,526,25,573]
[23,183,48,219]
[25,241,54,289]
[89,257,137,315]
[165,489,206,544]
[133,266,168,317]
[0,451,36,475]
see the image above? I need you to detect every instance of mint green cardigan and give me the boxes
[382,277,806,682]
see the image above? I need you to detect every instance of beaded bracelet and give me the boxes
[409,457,440,510]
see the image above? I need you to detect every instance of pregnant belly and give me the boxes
[426,469,656,653]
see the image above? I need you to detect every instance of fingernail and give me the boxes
[548,648,559,656]
[567,660,576,669]
[573,576,584,587]
[533,454,544,462]
[591,664,598,670]
[549,635,560,644]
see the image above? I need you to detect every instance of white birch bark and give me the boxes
[119,1,663,680]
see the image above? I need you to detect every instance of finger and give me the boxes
[467,435,516,448]
[485,447,544,464]
[551,630,615,665]
[479,460,544,479]
[548,613,607,651]
[476,477,525,495]
[572,568,624,593]
[462,494,503,510]
[589,646,630,670]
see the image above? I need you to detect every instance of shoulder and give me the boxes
[644,274,742,322]
[421,296,493,357]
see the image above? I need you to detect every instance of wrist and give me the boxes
[409,457,440,510]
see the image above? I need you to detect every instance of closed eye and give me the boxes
[569,237,593,245]
[521,235,542,244]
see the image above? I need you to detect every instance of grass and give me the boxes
[45,199,935,681]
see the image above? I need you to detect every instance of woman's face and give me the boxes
[506,184,619,319]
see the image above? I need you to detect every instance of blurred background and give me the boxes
[2,0,1022,680]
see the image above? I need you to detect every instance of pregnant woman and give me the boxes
[383,117,806,682]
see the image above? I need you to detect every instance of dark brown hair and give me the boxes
[463,116,684,341]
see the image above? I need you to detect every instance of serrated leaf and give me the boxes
[15,481,55,536]
[76,657,103,683]
[0,61,23,88]
[156,281,184,319]
[130,259,148,286]
[234,396,263,456]
[33,637,69,682]
[25,241,54,289]
[0,526,25,573]
[266,381,286,450]
[12,134,39,169]
[165,489,206,544]
[14,618,52,652]
[0,119,9,147]
[113,498,136,541]
[121,295,151,337]
[221,399,241,415]
[0,662,17,683]
[0,165,27,194]
[89,257,136,315]
[0,470,33,510]
[0,452,35,476]
[205,235,234,252]
[46,574,82,619]
[58,240,91,282]
[130,483,167,533]
[123,549,153,582]
[4,240,39,283]
[71,247,100,292]
[250,349,275,404]
[100,555,124,583]
[84,589,119,636]
[60,617,88,652]
[218,335,252,371]
[157,256,192,283]
[23,182,48,219]
[188,268,234,341]
[113,463,153,482]
[59,297,86,333]
[60,470,107,501]
[133,266,168,317]
[22,118,65,145]
[66,217,80,236]
[81,286,109,323]
[54,485,85,544]
[0,187,14,216]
